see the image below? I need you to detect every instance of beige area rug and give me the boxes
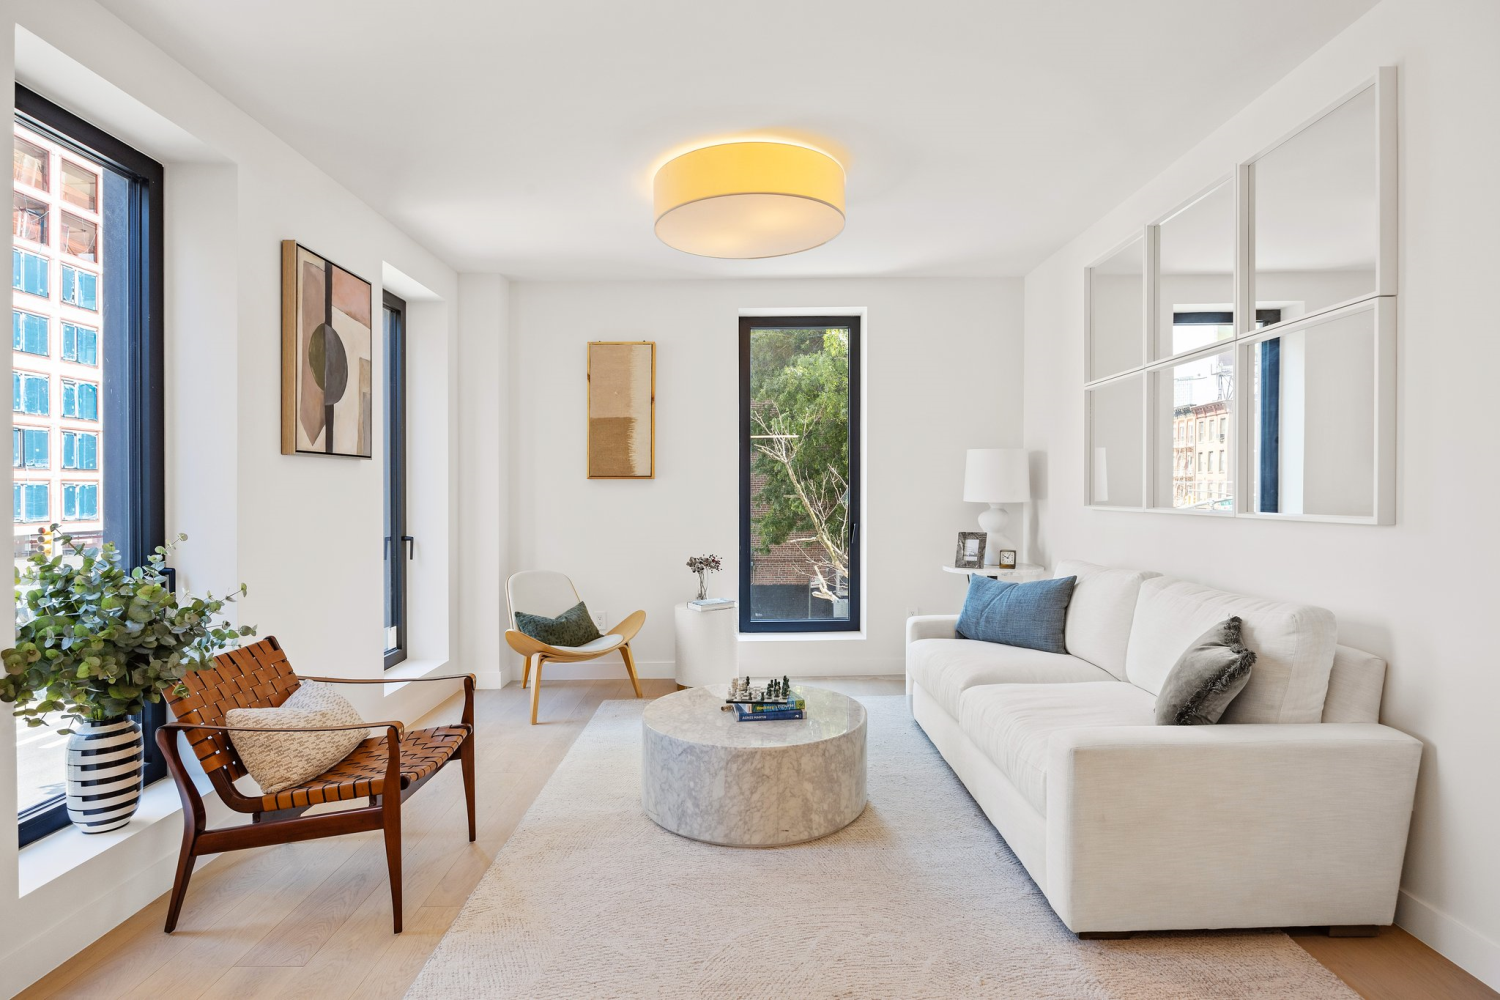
[406,697,1358,999]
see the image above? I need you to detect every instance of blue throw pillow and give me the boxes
[955,575,1077,654]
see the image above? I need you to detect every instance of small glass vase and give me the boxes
[695,572,708,601]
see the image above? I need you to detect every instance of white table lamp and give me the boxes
[963,448,1031,566]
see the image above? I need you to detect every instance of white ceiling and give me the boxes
[97,0,1379,280]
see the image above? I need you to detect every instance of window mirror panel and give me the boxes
[1246,305,1380,519]
[1087,374,1143,507]
[1151,348,1234,512]
[1087,237,1144,381]
[1156,181,1235,358]
[1254,85,1378,324]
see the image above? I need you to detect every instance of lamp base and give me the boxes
[977,505,1015,566]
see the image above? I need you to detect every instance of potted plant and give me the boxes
[0,529,254,834]
[686,554,722,601]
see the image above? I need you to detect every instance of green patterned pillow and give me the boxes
[515,601,603,647]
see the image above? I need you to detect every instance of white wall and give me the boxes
[508,278,1022,681]
[1023,0,1500,986]
[2,3,473,993]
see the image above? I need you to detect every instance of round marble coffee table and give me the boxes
[641,685,867,847]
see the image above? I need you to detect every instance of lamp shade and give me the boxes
[963,448,1031,504]
[653,141,845,259]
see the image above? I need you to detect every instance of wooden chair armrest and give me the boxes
[161,720,406,739]
[607,609,646,643]
[299,673,476,686]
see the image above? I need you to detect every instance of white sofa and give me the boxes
[906,559,1421,937]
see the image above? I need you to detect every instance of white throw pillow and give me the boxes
[1056,559,1159,680]
[226,680,370,794]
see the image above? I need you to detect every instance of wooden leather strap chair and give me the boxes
[157,636,475,934]
[504,570,644,725]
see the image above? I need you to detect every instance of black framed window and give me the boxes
[14,86,165,846]
[382,292,409,667]
[738,316,861,633]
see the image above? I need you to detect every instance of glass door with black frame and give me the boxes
[382,292,408,667]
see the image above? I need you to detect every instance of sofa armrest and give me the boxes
[1046,723,1421,933]
[907,614,958,644]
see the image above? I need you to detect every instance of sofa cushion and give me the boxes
[1124,578,1337,724]
[958,682,1156,815]
[1057,559,1158,680]
[907,638,1115,720]
[1153,617,1257,726]
[955,575,1076,653]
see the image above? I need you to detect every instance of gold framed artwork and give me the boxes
[281,240,373,457]
[587,341,656,478]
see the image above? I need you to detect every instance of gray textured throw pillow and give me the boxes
[1154,616,1257,726]
[515,601,602,647]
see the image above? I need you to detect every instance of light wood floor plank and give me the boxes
[20,675,1493,1000]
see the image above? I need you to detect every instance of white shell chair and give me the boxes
[504,570,644,724]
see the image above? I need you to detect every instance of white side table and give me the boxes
[940,563,1047,584]
[673,602,739,688]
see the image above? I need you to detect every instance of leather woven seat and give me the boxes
[258,725,469,811]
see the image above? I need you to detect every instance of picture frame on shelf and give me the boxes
[955,532,986,569]
[998,549,1017,569]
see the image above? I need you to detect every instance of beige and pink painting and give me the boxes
[281,241,373,457]
[587,341,655,478]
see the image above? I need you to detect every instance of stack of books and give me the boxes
[734,695,806,722]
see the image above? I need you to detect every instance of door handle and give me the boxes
[402,535,415,560]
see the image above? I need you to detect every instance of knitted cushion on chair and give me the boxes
[515,601,603,647]
[225,680,370,795]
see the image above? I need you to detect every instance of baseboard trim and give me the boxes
[1396,888,1500,991]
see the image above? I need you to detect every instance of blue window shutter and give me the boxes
[29,484,47,522]
[12,429,20,468]
[62,484,75,520]
[62,433,74,469]
[62,323,74,360]
[12,371,20,412]
[83,485,98,519]
[61,382,74,417]
[85,329,97,365]
[11,311,19,350]
[13,484,20,521]
[84,434,98,469]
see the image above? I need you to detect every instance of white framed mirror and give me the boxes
[1086,236,1146,382]
[1149,345,1235,513]
[1085,373,1144,508]
[1239,298,1394,523]
[1250,69,1396,329]
[1154,179,1235,361]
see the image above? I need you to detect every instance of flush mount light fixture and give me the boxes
[653,141,845,259]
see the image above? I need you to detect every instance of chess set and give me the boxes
[722,676,806,721]
[725,675,794,705]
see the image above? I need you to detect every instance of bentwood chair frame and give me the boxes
[503,570,645,724]
[157,635,475,934]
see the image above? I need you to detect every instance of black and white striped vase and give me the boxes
[65,718,144,834]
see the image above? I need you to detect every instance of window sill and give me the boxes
[381,657,451,696]
[738,630,867,642]
[18,779,185,896]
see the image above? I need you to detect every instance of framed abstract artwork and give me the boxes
[281,240,373,457]
[587,341,655,478]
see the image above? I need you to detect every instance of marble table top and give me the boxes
[642,684,865,750]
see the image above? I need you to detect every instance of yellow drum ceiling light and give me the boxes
[653,141,845,259]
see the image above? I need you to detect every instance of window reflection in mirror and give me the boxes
[1248,309,1375,518]
[1087,374,1143,506]
[1254,86,1377,324]
[1088,237,1143,381]
[1157,181,1234,358]
[1152,348,1234,511]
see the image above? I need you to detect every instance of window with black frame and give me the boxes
[13,86,164,846]
[738,316,860,633]
[382,291,409,667]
